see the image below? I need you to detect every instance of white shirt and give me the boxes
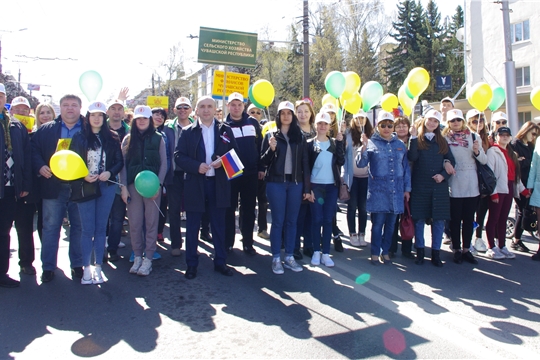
[199,119,215,176]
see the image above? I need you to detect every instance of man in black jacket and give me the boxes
[31,94,85,283]
[0,84,32,288]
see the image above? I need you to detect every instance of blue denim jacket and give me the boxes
[356,132,411,214]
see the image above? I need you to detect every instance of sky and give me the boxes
[1,0,462,108]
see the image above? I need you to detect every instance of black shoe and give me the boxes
[227,246,233,254]
[200,232,213,243]
[379,255,391,265]
[71,267,83,279]
[415,248,425,265]
[20,265,36,275]
[108,253,120,262]
[303,247,314,258]
[102,255,108,264]
[243,246,257,256]
[334,237,344,252]
[402,251,415,259]
[431,250,444,267]
[532,252,540,261]
[388,251,395,259]
[0,275,20,288]
[453,251,463,264]
[462,251,479,264]
[214,264,234,276]
[185,266,197,279]
[293,249,303,260]
[511,240,530,253]
[41,270,55,283]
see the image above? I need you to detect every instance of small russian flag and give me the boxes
[221,149,244,180]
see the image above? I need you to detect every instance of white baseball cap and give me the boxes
[441,97,455,106]
[377,111,394,122]
[277,101,295,113]
[247,103,262,112]
[11,96,30,108]
[88,101,107,114]
[425,109,442,122]
[321,103,337,114]
[227,92,244,104]
[133,105,152,119]
[315,112,331,124]
[0,83,5,94]
[175,96,192,108]
[108,99,124,108]
[492,111,508,122]
[466,109,481,120]
[354,110,368,118]
[446,109,464,121]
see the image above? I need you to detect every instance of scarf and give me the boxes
[0,111,12,152]
[447,129,470,148]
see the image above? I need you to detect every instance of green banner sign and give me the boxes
[198,27,258,68]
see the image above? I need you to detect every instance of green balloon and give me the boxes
[361,81,384,112]
[79,70,103,102]
[248,85,265,109]
[489,86,506,112]
[325,71,346,99]
[134,170,160,198]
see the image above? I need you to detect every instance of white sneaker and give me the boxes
[283,256,303,272]
[321,253,335,267]
[311,251,321,265]
[137,258,152,276]
[93,266,104,284]
[130,256,143,274]
[350,234,360,247]
[272,258,284,275]
[443,234,452,245]
[486,247,505,260]
[358,233,368,247]
[81,266,93,285]
[469,245,478,256]
[474,238,488,252]
[118,241,126,248]
[500,246,516,259]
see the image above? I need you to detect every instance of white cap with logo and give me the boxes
[277,101,295,113]
[88,101,107,114]
[466,109,481,120]
[492,111,508,122]
[377,111,394,122]
[315,112,331,124]
[133,105,152,119]
[446,109,464,120]
[425,109,442,122]
[175,97,192,108]
[11,96,31,108]
[227,92,244,104]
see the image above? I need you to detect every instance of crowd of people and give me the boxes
[1,82,539,288]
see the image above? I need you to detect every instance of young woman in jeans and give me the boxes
[70,101,123,284]
[261,101,312,275]
[307,112,345,267]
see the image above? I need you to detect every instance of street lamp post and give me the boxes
[0,28,28,74]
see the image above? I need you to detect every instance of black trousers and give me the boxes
[167,171,184,249]
[225,173,258,249]
[14,200,36,267]
[257,178,268,232]
[0,187,17,275]
[475,196,489,238]
[450,196,480,250]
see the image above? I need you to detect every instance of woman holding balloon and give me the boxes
[70,101,123,284]
[119,105,167,276]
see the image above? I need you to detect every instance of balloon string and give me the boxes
[107,179,124,186]
[153,200,165,218]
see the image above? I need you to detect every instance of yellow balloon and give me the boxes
[262,121,277,138]
[398,85,414,116]
[343,92,362,114]
[467,82,493,111]
[381,93,399,112]
[343,71,361,95]
[531,86,540,111]
[340,90,354,102]
[406,67,430,97]
[322,93,339,108]
[50,150,89,181]
[252,80,275,107]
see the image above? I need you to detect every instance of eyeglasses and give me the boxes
[448,118,463,123]
[471,119,485,125]
[495,120,508,125]
[378,123,394,129]
[250,111,262,115]
[176,105,190,110]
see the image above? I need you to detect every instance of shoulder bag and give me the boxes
[472,133,496,196]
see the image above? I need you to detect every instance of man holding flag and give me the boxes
[175,96,238,280]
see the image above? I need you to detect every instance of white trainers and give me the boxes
[130,256,143,274]
[500,246,516,259]
[469,245,478,256]
[93,266,104,284]
[350,234,360,247]
[311,251,321,265]
[283,256,303,272]
[474,237,488,252]
[358,233,368,247]
[137,258,153,276]
[272,257,284,275]
[81,266,93,285]
[486,247,505,260]
[118,241,126,248]
[321,253,335,267]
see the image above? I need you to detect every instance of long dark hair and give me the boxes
[126,116,156,160]
[350,115,374,146]
[276,109,303,143]
[83,111,119,150]
[417,117,449,154]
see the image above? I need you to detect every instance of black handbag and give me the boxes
[70,180,101,203]
[522,199,537,232]
[472,133,496,196]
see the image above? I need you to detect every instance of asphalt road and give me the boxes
[2,204,540,359]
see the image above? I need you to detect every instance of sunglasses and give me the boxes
[448,118,463,123]
[250,111,262,115]
[176,105,190,110]
[471,119,485,125]
[532,133,538,137]
[495,120,508,125]
[378,123,394,129]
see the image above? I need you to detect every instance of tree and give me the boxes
[356,27,380,83]
[279,24,304,103]
[159,42,190,115]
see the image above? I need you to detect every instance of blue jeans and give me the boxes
[414,219,444,250]
[266,181,303,257]
[107,193,126,254]
[370,212,398,256]
[347,177,368,234]
[310,183,338,254]
[41,183,82,271]
[78,182,117,266]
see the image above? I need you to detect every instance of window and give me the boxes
[518,111,532,127]
[516,66,531,87]
[511,20,530,43]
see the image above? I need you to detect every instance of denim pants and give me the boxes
[41,183,82,271]
[78,182,117,267]
[310,183,338,254]
[370,212,398,256]
[266,181,303,257]
[107,193,126,255]
[347,177,368,235]
[414,219,444,250]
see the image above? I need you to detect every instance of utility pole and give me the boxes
[303,0,310,98]
[151,73,155,96]
[501,0,518,134]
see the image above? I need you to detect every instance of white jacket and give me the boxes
[487,145,525,196]
[447,132,487,198]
